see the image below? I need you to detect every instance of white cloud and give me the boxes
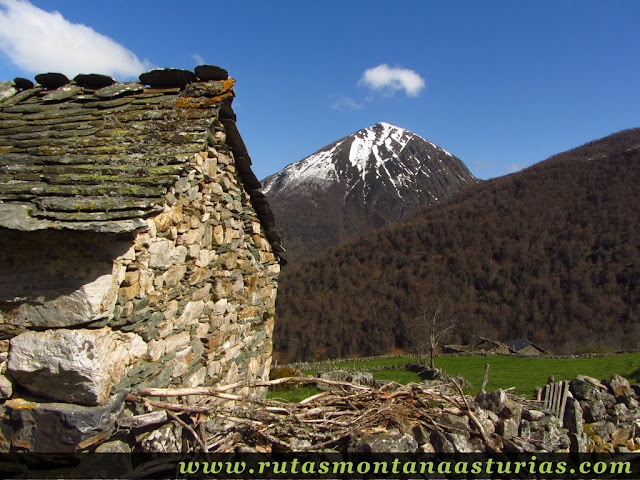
[330,95,363,111]
[506,163,524,173]
[0,0,152,79]
[358,64,425,97]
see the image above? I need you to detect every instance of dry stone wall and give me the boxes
[0,67,281,452]
[106,142,280,399]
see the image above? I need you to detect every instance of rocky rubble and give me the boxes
[350,373,640,454]
[36,372,636,455]
[206,373,640,454]
[0,371,638,474]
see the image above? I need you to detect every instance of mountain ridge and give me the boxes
[262,122,478,263]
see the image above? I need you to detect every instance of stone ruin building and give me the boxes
[0,66,283,451]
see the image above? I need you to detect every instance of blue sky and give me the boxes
[1,1,638,180]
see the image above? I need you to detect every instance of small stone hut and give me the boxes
[505,338,549,356]
[0,67,283,451]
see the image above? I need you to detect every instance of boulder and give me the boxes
[563,397,584,434]
[568,432,588,453]
[580,399,606,423]
[529,415,569,452]
[523,408,546,421]
[609,374,633,397]
[5,393,126,452]
[136,423,182,452]
[8,327,147,405]
[3,273,121,328]
[500,399,522,421]
[570,376,607,401]
[474,408,496,436]
[503,437,538,453]
[445,432,474,452]
[429,430,456,453]
[612,403,635,423]
[475,389,507,414]
[350,372,375,387]
[500,418,519,439]
[0,352,13,399]
[349,430,418,452]
[438,412,469,437]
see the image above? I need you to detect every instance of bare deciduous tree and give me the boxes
[413,301,459,369]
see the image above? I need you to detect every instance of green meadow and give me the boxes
[268,352,640,402]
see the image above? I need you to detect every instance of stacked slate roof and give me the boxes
[0,67,282,254]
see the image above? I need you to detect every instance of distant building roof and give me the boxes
[504,338,549,354]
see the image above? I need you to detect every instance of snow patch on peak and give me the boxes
[262,143,339,194]
[348,122,414,173]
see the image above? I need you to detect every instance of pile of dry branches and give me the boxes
[125,376,500,454]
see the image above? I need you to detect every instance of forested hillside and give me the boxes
[273,129,640,362]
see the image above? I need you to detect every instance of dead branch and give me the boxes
[138,376,369,398]
[127,378,497,454]
[450,379,501,453]
[166,410,207,452]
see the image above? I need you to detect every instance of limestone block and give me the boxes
[186,367,207,388]
[147,339,165,363]
[212,298,228,315]
[156,264,187,288]
[148,239,175,268]
[191,284,212,301]
[171,346,194,378]
[211,183,224,196]
[213,224,225,244]
[188,244,201,259]
[3,273,120,328]
[8,328,147,405]
[188,267,212,285]
[225,362,239,384]
[0,355,13,399]
[219,252,237,269]
[172,245,188,264]
[208,360,222,378]
[153,211,173,231]
[176,300,205,329]
[501,418,519,440]
[162,331,191,354]
[181,228,201,245]
[119,283,139,302]
[148,240,187,269]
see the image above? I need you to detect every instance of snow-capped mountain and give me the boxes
[262,122,478,263]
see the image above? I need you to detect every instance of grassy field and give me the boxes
[268,352,640,401]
